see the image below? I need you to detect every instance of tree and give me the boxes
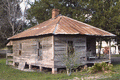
[26,0,88,26]
[85,0,120,43]
[1,0,25,36]
[58,53,81,76]
[0,0,27,48]
[86,0,120,32]
[57,44,83,76]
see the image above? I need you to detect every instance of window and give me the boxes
[37,41,42,60]
[19,43,22,55]
[19,50,21,55]
[37,42,42,50]
[19,43,22,49]
[67,41,74,56]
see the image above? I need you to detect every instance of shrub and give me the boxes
[88,62,113,73]
[80,65,88,72]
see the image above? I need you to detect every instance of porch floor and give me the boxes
[86,58,110,64]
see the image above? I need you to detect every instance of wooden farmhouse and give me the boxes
[6,9,116,74]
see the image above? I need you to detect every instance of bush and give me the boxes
[88,62,113,73]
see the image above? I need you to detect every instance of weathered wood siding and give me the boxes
[12,35,54,68]
[54,35,86,68]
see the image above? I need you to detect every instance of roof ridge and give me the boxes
[53,16,63,34]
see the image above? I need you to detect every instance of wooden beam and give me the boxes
[52,35,55,60]
[109,38,111,63]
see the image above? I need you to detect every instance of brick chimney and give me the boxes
[52,9,60,18]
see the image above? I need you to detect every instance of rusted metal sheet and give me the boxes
[8,15,116,40]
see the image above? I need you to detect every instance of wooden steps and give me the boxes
[6,53,14,65]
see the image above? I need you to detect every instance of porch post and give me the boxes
[109,38,111,63]
[99,38,102,59]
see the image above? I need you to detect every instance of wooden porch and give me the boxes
[86,58,110,64]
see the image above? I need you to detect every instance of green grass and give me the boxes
[99,64,120,80]
[112,54,120,57]
[0,58,120,80]
[0,59,83,80]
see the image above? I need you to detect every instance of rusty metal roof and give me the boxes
[8,15,116,40]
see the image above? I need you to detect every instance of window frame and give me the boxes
[67,40,74,56]
[37,41,42,60]
[19,43,22,55]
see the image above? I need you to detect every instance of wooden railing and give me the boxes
[6,53,14,65]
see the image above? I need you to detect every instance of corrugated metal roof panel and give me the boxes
[8,15,116,40]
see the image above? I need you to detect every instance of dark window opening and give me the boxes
[19,43,22,55]
[24,62,29,69]
[15,62,19,68]
[32,65,40,70]
[37,41,42,60]
[37,42,42,49]
[87,40,91,51]
[19,50,21,55]
[67,41,74,56]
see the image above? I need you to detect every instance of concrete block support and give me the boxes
[39,66,43,71]
[13,62,15,66]
[29,65,32,69]
[52,68,57,74]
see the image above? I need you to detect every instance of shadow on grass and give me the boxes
[0,54,6,58]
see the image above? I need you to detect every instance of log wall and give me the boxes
[12,35,54,68]
[54,35,87,68]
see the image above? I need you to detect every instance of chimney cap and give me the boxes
[52,9,60,12]
[52,9,60,18]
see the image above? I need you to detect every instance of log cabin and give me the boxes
[6,9,116,74]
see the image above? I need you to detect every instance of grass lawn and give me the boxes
[112,54,120,57]
[0,58,120,80]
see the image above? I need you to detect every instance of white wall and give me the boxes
[96,40,119,54]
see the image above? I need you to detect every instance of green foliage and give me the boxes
[88,62,113,74]
[80,65,88,72]
[1,59,120,80]
[86,0,120,43]
[27,0,88,26]
[0,0,28,48]
[61,52,81,76]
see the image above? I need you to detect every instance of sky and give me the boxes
[19,0,35,24]
[20,0,35,15]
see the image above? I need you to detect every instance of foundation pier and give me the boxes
[52,68,57,74]
[29,65,32,69]
[39,66,43,71]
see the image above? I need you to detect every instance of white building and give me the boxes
[96,39,119,54]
